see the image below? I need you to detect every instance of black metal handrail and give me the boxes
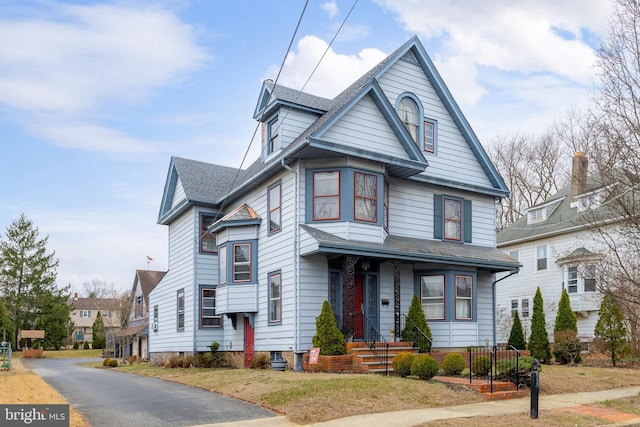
[363,315,390,376]
[399,314,432,354]
[468,344,522,393]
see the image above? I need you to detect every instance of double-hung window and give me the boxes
[200,214,217,253]
[219,245,227,284]
[177,289,185,331]
[584,265,596,292]
[521,299,530,318]
[269,272,282,323]
[421,275,445,320]
[398,97,419,142]
[455,275,473,320]
[511,299,519,318]
[424,120,435,152]
[200,287,221,327]
[536,245,548,271]
[80,310,91,318]
[233,243,252,282]
[444,197,462,241]
[135,295,143,318]
[354,172,377,222]
[267,116,279,154]
[567,266,578,293]
[268,183,281,234]
[153,305,158,331]
[313,171,340,220]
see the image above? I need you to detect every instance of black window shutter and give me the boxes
[433,194,443,240]
[463,199,472,243]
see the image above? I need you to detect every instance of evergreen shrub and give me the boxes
[392,352,415,377]
[442,353,466,375]
[312,300,346,356]
[410,354,439,380]
[472,355,491,376]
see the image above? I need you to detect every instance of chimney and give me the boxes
[74,292,78,300]
[571,152,588,201]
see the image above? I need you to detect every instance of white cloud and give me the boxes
[267,35,387,98]
[321,1,339,19]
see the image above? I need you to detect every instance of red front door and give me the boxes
[353,275,365,340]
[244,317,254,368]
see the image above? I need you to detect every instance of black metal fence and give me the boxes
[398,314,432,354]
[467,344,522,393]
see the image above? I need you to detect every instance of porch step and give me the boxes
[347,341,417,373]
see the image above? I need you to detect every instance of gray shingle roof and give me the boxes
[265,81,333,112]
[301,225,519,273]
[173,156,246,204]
[134,269,166,299]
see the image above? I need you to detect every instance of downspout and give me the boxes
[281,158,301,370]
[492,270,518,345]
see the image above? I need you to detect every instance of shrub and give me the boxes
[442,353,466,376]
[553,330,582,364]
[182,354,195,368]
[392,352,415,377]
[168,355,182,368]
[127,355,137,365]
[108,358,118,368]
[207,342,225,368]
[251,353,270,369]
[471,355,491,376]
[73,342,79,350]
[507,311,527,350]
[83,341,90,350]
[102,358,111,367]
[402,295,432,353]
[594,293,628,367]
[312,300,346,356]
[528,287,551,363]
[410,354,439,380]
[460,368,470,377]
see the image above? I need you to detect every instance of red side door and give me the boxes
[244,317,255,368]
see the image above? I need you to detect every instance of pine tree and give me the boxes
[507,311,526,350]
[528,287,551,363]
[0,214,64,349]
[92,311,106,350]
[402,294,432,353]
[312,300,345,355]
[553,288,582,364]
[595,293,628,367]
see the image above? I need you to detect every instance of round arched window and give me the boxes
[398,97,419,142]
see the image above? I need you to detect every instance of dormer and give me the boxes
[526,197,564,224]
[253,80,332,161]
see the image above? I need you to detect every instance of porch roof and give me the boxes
[300,225,520,273]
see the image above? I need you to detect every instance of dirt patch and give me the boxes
[0,358,89,427]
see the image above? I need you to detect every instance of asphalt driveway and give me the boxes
[22,358,277,427]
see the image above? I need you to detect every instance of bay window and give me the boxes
[421,275,445,320]
[354,172,377,222]
[313,171,340,220]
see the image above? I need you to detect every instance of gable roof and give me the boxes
[253,80,333,119]
[132,269,166,300]
[70,297,120,311]
[210,203,262,232]
[158,156,245,224]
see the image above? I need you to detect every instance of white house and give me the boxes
[496,153,604,342]
[148,35,519,370]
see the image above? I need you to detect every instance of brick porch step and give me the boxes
[433,375,528,401]
[347,341,417,373]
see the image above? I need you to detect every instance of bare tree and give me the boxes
[488,132,570,230]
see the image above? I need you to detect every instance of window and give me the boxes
[219,245,227,284]
[313,171,340,220]
[354,172,377,222]
[177,289,185,331]
[424,120,435,152]
[398,97,419,142]
[135,295,143,318]
[269,272,282,323]
[567,266,578,293]
[383,179,389,230]
[200,287,221,328]
[455,275,473,320]
[521,299,530,318]
[233,243,251,282]
[267,116,279,154]
[421,275,445,320]
[268,183,281,234]
[153,305,158,331]
[536,245,548,271]
[511,299,519,318]
[444,197,462,241]
[101,310,111,318]
[528,208,546,224]
[434,195,472,243]
[200,214,217,253]
[508,250,519,261]
[80,310,91,318]
[584,265,596,292]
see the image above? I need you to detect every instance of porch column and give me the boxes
[342,255,359,338]
[392,260,401,341]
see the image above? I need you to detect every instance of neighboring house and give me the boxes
[496,153,604,342]
[121,269,166,360]
[69,295,121,345]
[148,35,519,369]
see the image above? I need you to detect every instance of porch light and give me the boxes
[361,261,370,271]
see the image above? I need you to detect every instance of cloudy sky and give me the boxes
[0,0,614,294]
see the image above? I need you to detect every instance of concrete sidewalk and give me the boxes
[199,386,640,427]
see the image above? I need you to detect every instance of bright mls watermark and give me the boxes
[1,405,69,426]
